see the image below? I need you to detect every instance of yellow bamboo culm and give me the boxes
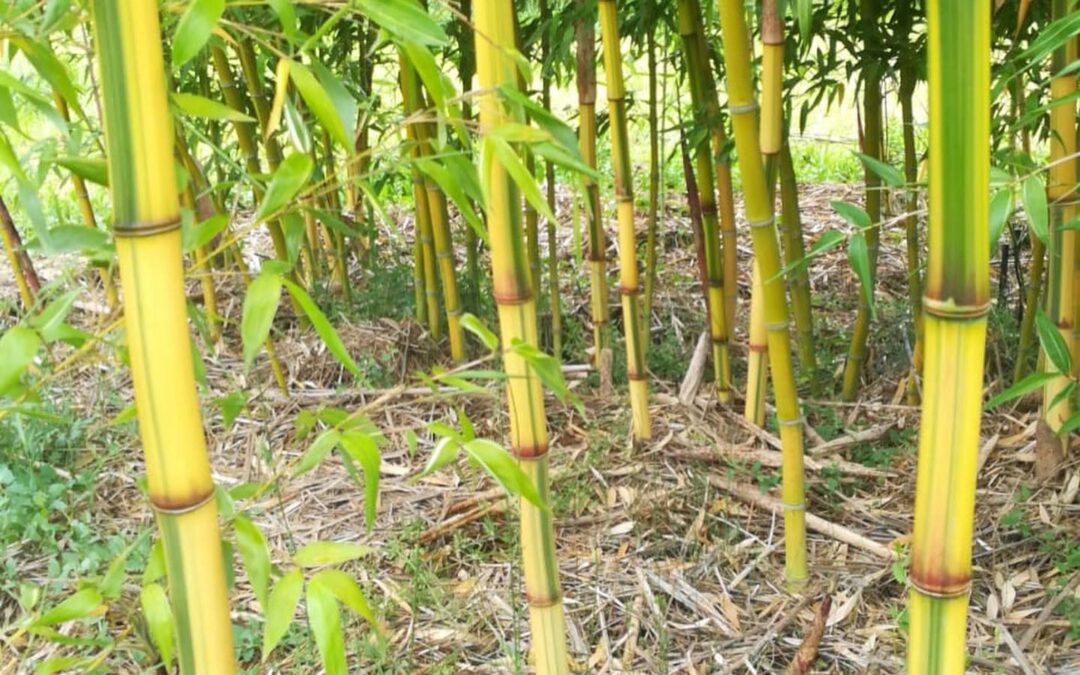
[599,0,651,440]
[745,260,768,426]
[907,2,991,671]
[473,1,571,672]
[93,2,236,672]
[1044,0,1077,442]
[716,0,808,587]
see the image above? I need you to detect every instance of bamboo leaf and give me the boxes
[234,515,271,609]
[256,153,313,222]
[51,157,108,186]
[139,584,174,671]
[989,188,1013,254]
[401,41,450,112]
[11,38,83,120]
[356,0,448,46]
[1021,174,1048,245]
[289,60,351,149]
[306,574,347,675]
[855,151,904,188]
[830,200,871,229]
[488,136,558,225]
[1059,409,1080,435]
[283,96,312,154]
[985,371,1057,409]
[797,0,812,40]
[308,61,358,147]
[172,92,254,122]
[241,273,282,368]
[460,312,499,351]
[28,289,80,343]
[30,588,102,627]
[171,0,224,66]
[293,429,341,478]
[339,431,381,529]
[267,58,290,141]
[510,338,584,415]
[293,540,374,568]
[44,225,109,254]
[0,326,42,396]
[262,569,303,661]
[310,569,376,626]
[182,213,230,254]
[283,280,362,377]
[417,436,460,479]
[847,232,875,319]
[1035,310,1073,375]
[463,439,544,508]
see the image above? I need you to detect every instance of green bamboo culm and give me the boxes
[841,0,884,401]
[473,1,571,671]
[92,2,236,672]
[907,1,991,671]
[716,0,808,587]
[676,0,734,404]
[599,0,651,440]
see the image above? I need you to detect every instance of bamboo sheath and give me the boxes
[599,0,651,440]
[907,2,991,671]
[473,1,570,671]
[716,0,808,587]
[93,2,235,672]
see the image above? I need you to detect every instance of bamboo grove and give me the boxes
[0,0,1077,672]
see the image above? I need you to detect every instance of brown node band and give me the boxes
[510,442,549,459]
[627,371,648,381]
[619,285,640,296]
[710,336,730,346]
[150,486,216,515]
[525,591,563,608]
[749,343,768,353]
[910,575,971,599]
[494,290,533,305]
[114,216,182,238]
[922,296,991,321]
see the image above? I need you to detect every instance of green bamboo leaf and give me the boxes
[283,96,312,154]
[339,431,381,529]
[855,151,905,188]
[310,569,376,626]
[1035,310,1073,375]
[0,326,42,396]
[356,0,448,46]
[830,200,872,229]
[847,232,875,319]
[31,588,102,627]
[306,574,346,675]
[139,583,173,670]
[262,569,303,661]
[256,153,313,222]
[293,541,374,567]
[289,60,351,150]
[99,530,148,600]
[463,439,544,508]
[283,280,362,377]
[1048,380,1077,411]
[415,158,484,236]
[241,273,282,368]
[497,85,579,153]
[401,41,450,112]
[308,61,358,147]
[143,539,165,585]
[182,213,230,254]
[0,129,28,182]
[234,515,271,609]
[488,136,558,225]
[51,157,108,186]
[172,0,225,66]
[267,0,301,41]
[460,312,499,351]
[172,92,254,122]
[11,38,83,120]
[509,338,584,414]
[1059,409,1080,435]
[417,436,460,479]
[28,289,80,343]
[989,189,1013,254]
[42,0,72,33]
[1021,174,1048,245]
[985,371,1057,409]
[293,429,341,478]
[797,0,812,39]
[44,225,109,254]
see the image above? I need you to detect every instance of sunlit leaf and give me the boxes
[171,0,224,66]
